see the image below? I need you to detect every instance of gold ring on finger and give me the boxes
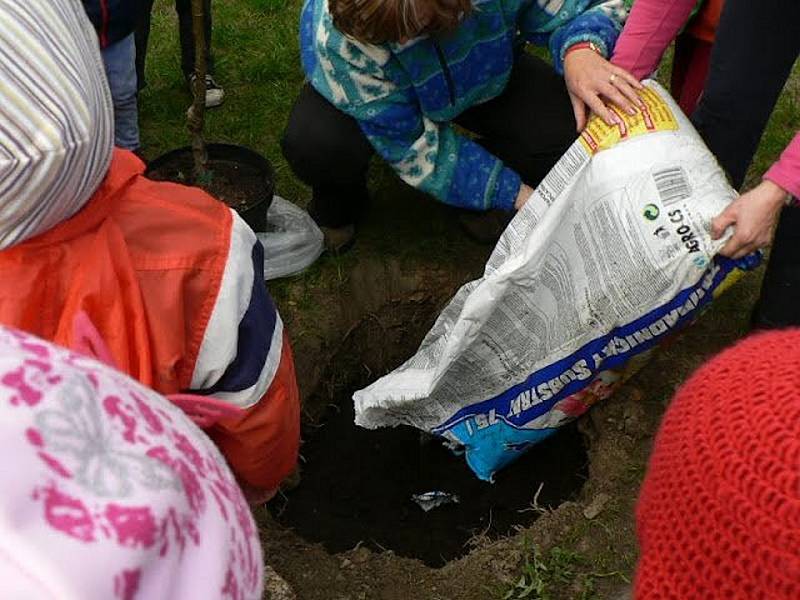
[609,73,617,85]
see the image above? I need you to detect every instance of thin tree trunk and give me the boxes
[188,0,207,177]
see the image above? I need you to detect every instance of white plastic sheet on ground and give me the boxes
[257,196,324,280]
[353,81,760,481]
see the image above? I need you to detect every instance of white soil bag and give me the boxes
[353,81,759,481]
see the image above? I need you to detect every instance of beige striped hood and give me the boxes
[0,0,114,250]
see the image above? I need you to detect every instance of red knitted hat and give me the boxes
[635,330,800,599]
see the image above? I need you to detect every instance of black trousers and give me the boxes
[135,0,214,89]
[281,53,576,228]
[692,0,800,328]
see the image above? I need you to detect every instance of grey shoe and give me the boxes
[188,73,225,108]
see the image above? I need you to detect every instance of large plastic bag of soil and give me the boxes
[353,81,760,481]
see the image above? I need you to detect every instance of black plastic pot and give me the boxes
[147,143,274,232]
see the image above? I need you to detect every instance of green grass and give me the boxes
[140,0,798,208]
[139,1,798,320]
[139,0,307,203]
[503,542,628,600]
[139,0,490,310]
[139,6,799,593]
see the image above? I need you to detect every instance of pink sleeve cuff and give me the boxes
[764,133,800,200]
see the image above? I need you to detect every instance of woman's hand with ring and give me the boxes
[563,48,644,131]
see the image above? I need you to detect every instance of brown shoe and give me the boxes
[320,224,356,255]
[457,209,514,244]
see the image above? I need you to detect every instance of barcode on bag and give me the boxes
[653,167,691,207]
[537,142,589,206]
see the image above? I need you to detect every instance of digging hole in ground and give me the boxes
[268,393,589,567]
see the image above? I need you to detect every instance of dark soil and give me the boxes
[268,392,588,568]
[148,155,265,212]
[258,227,760,600]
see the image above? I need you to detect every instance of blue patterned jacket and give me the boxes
[300,0,627,211]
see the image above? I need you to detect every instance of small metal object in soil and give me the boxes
[412,491,460,512]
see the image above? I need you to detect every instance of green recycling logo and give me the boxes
[643,204,660,221]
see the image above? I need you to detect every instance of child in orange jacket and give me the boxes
[0,0,299,501]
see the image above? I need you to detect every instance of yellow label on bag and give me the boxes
[579,86,679,155]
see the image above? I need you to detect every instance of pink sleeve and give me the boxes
[765,133,800,200]
[611,0,697,80]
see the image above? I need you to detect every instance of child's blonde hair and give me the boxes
[330,0,473,44]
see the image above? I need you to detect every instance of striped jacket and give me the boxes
[301,0,628,211]
[0,150,301,493]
